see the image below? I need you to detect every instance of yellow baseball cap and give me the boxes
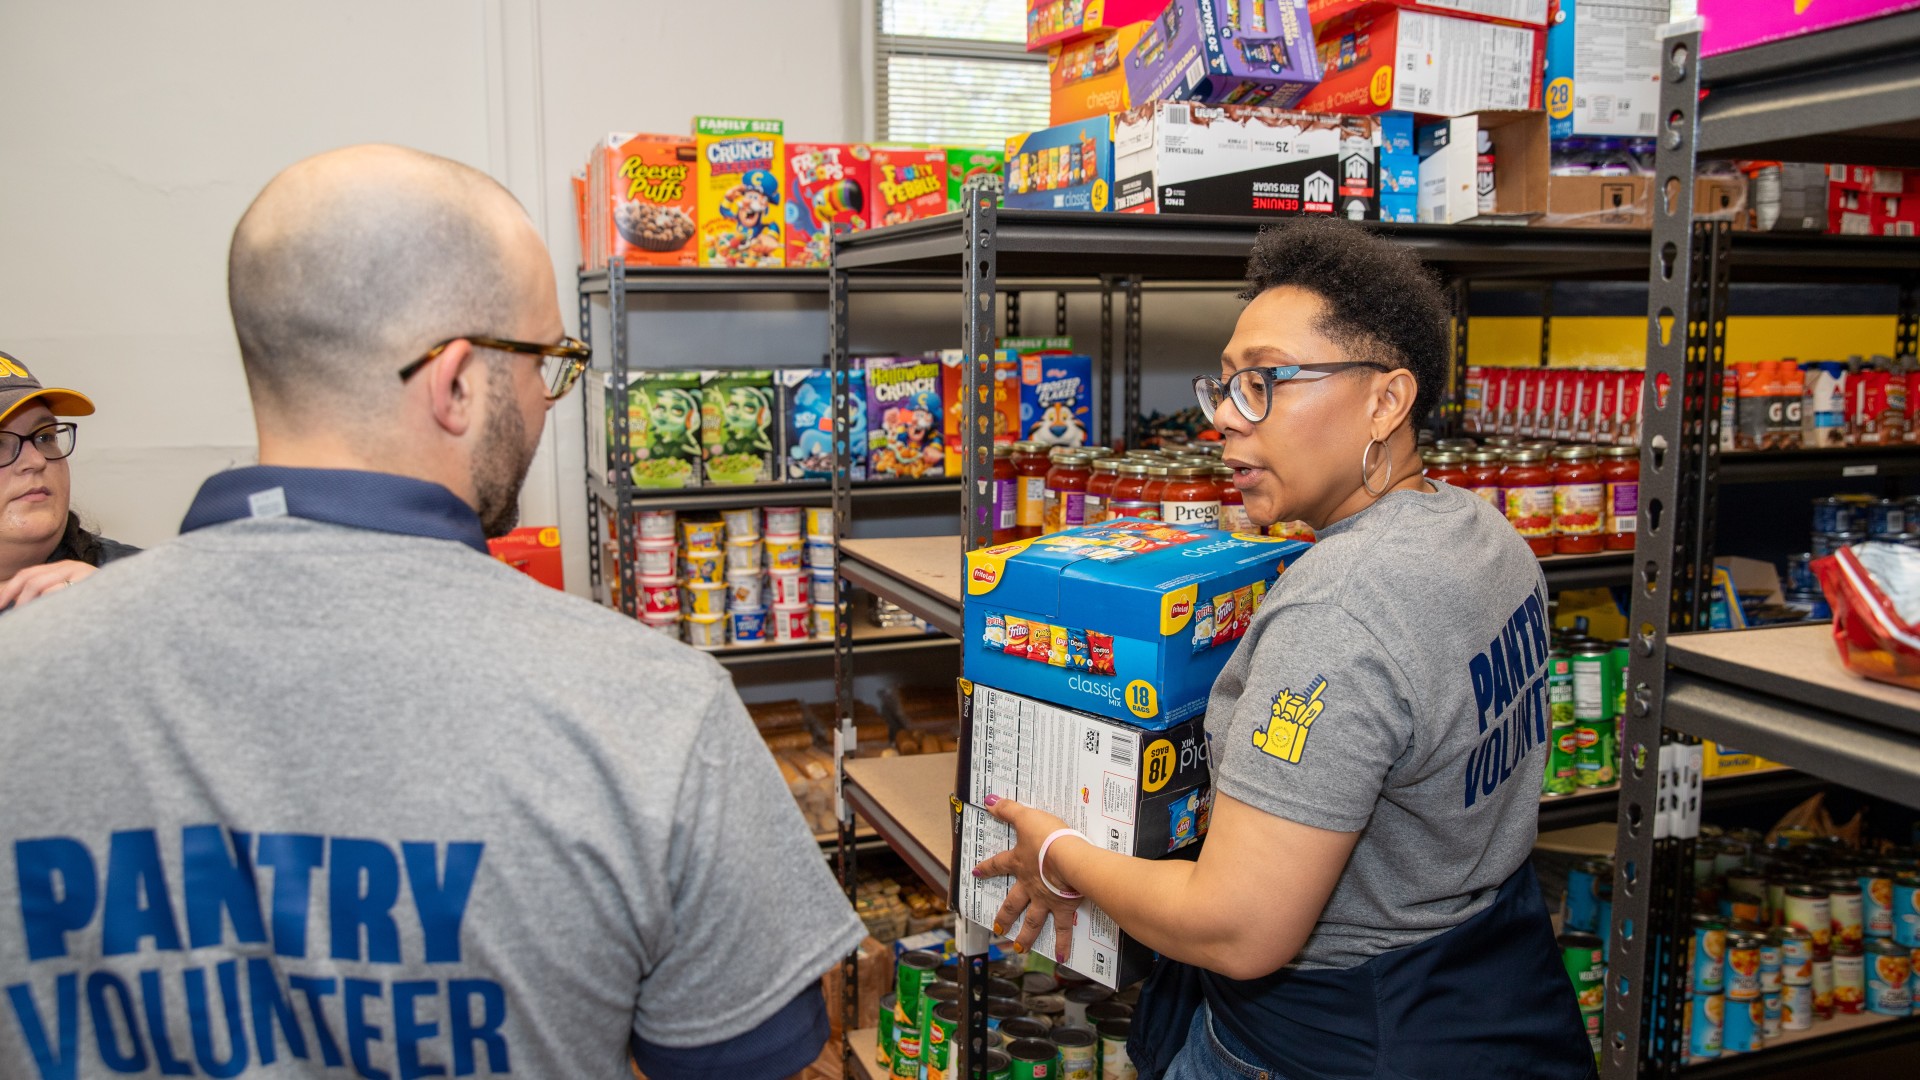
[0,349,94,427]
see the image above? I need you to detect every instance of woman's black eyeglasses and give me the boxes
[0,423,77,469]
[398,335,592,401]
[1192,362,1390,425]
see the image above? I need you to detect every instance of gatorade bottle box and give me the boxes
[1112,101,1377,218]
[957,679,1212,858]
[963,521,1309,726]
[954,801,1153,988]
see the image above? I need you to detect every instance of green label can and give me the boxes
[1007,1038,1059,1080]
[1052,1025,1099,1080]
[984,1047,1014,1080]
[894,950,942,1066]
[921,982,963,1079]
[1543,653,1578,796]
[1607,640,1630,723]
[878,992,897,1070]
[927,1001,962,1080]
[1097,1019,1134,1080]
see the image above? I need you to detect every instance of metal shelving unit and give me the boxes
[1605,19,1920,1080]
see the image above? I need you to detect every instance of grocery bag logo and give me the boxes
[1251,676,1327,765]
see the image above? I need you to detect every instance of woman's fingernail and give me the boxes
[984,794,1000,807]
[1012,943,1026,954]
[993,922,1004,936]
[972,867,982,878]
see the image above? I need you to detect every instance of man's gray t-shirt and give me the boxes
[1209,480,1550,968]
[0,518,865,1077]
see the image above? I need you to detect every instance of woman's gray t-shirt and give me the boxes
[1208,480,1551,969]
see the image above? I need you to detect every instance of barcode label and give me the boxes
[1109,733,1135,769]
[1638,113,1655,132]
[1184,57,1203,90]
[1166,104,1190,126]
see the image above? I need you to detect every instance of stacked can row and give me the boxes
[884,950,1136,1080]
[1719,356,1920,452]
[1540,632,1630,798]
[1426,437,1639,558]
[1463,367,1645,448]
[1808,494,1920,560]
[626,505,838,648]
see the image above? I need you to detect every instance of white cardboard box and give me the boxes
[1543,0,1665,139]
[1111,101,1376,220]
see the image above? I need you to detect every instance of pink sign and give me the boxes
[1701,0,1920,57]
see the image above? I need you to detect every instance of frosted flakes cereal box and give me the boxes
[871,148,950,228]
[786,143,872,269]
[586,133,697,269]
[695,116,785,267]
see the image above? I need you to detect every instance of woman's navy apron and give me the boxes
[1129,862,1597,1080]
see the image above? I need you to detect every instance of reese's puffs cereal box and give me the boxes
[786,143,872,269]
[585,134,697,269]
[870,148,949,228]
[695,116,785,268]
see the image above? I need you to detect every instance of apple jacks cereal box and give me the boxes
[699,370,777,486]
[695,116,785,267]
[946,148,1007,211]
[964,521,1308,726]
[585,133,697,269]
[940,349,1022,475]
[870,148,950,228]
[786,143,872,269]
[779,365,868,483]
[865,356,945,480]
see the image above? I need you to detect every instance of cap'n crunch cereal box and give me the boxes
[695,116,785,268]
[870,148,950,228]
[786,143,872,269]
[586,134,697,269]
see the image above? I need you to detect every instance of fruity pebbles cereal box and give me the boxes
[695,116,785,267]
[585,133,697,269]
[786,143,872,269]
[870,148,950,228]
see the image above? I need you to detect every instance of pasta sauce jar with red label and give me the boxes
[1464,450,1504,507]
[1160,465,1222,528]
[1600,445,1639,551]
[1501,449,1556,557]
[1552,446,1604,555]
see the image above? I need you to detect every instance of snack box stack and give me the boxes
[1125,0,1322,108]
[582,133,698,270]
[1039,0,1160,125]
[1297,1,1545,118]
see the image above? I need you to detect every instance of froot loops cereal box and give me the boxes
[695,116,785,268]
[785,143,871,269]
[870,148,950,228]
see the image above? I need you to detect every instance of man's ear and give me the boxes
[426,339,480,438]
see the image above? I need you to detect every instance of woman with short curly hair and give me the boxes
[976,220,1596,1080]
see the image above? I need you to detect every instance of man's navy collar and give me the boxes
[180,466,488,554]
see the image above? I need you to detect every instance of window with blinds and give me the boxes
[875,0,1050,146]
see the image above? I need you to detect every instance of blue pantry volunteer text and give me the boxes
[1463,589,1551,809]
[7,828,507,1079]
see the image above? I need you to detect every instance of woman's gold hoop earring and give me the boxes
[1361,437,1392,497]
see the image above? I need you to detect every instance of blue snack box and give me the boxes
[1019,352,1096,447]
[778,365,866,482]
[1379,193,1419,223]
[964,521,1309,726]
[1378,153,1420,196]
[1004,119,1115,213]
[1377,111,1417,156]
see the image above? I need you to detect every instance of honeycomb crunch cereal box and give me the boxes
[946,148,1006,211]
[695,116,785,268]
[866,356,945,480]
[786,143,872,269]
[587,133,697,269]
[870,148,950,228]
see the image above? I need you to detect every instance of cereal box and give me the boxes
[778,365,868,483]
[866,356,945,480]
[1298,6,1544,116]
[870,148,950,228]
[1049,22,1145,124]
[1112,102,1377,219]
[940,349,1022,474]
[1004,119,1116,212]
[586,371,702,489]
[1124,0,1321,108]
[699,369,777,485]
[585,133,697,269]
[694,116,785,268]
[786,143,872,269]
[1020,352,1096,447]
[963,521,1309,725]
[945,148,1006,211]
[1027,0,1167,51]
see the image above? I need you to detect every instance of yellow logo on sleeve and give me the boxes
[1251,676,1328,765]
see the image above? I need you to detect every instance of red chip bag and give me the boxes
[1813,541,1920,689]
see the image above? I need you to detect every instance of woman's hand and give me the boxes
[970,796,1084,963]
[0,560,96,610]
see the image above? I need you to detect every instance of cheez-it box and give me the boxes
[964,521,1309,726]
[1299,5,1544,117]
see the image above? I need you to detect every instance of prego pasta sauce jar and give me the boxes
[1551,446,1604,555]
[1502,449,1556,557]
[1160,465,1221,528]
[1464,450,1504,507]
[1600,445,1639,551]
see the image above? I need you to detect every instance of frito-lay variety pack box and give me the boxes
[940,349,1022,475]
[946,148,1007,211]
[488,526,564,591]
[587,371,703,489]
[1005,119,1116,212]
[959,680,1212,856]
[1020,352,1096,447]
[871,148,950,227]
[1049,21,1145,124]
[866,356,945,480]
[1113,102,1377,219]
[585,133,697,269]
[695,116,785,268]
[699,370,777,486]
[786,143,871,269]
[1125,0,1322,108]
[1027,0,1167,50]
[780,365,868,483]
[964,521,1310,726]
[1298,5,1544,117]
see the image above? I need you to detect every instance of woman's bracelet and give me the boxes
[1037,828,1086,900]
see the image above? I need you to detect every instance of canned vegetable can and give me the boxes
[1759,938,1782,994]
[1780,983,1813,1031]
[1098,1019,1134,1080]
[1867,939,1912,1016]
[1689,993,1723,1059]
[1762,991,1782,1038]
[1812,958,1834,1019]
[1859,868,1894,939]
[894,952,942,1068]
[1606,640,1629,732]
[1784,885,1833,957]
[985,1047,1014,1080]
[927,1001,962,1080]
[1832,950,1866,1014]
[1721,995,1762,1054]
[1825,879,1865,953]
[1726,931,1763,1001]
[922,981,963,1077]
[999,1018,1051,1043]
[1692,915,1728,995]
[1777,926,1813,985]
[1008,1037,1059,1080]
[1053,1025,1098,1080]
[879,992,896,1069]
[1559,932,1606,1014]
[1543,652,1578,796]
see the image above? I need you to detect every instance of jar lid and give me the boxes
[1483,436,1518,448]
[1600,445,1639,458]
[1084,446,1115,458]
[1523,441,1559,452]
[1049,445,1079,460]
[1144,463,1172,476]
[1551,445,1598,460]
[1435,438,1477,452]
[1125,449,1165,460]
[993,442,1014,457]
[1092,457,1122,473]
[1465,450,1504,464]
[1423,451,1464,465]
[1013,440,1046,453]
[1051,450,1093,464]
[1171,465,1213,478]
[1115,462,1150,476]
[1505,449,1548,463]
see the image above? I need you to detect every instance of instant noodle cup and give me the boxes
[635,539,677,578]
[682,580,728,615]
[765,505,803,535]
[721,507,760,540]
[639,575,680,616]
[813,602,836,639]
[810,568,837,604]
[730,607,767,643]
[772,603,810,643]
[728,570,765,610]
[680,518,724,550]
[637,508,677,540]
[806,537,835,570]
[806,506,835,540]
[683,548,725,585]
[766,533,805,572]
[684,612,725,647]
[726,535,764,571]
[771,568,808,607]
[642,611,681,635]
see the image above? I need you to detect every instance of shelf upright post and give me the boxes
[1609,27,1708,1080]
[581,275,603,606]
[1056,290,1070,337]
[609,261,637,619]
[1100,277,1115,448]
[1898,278,1918,359]
[1539,284,1554,368]
[1004,288,1021,339]
[1124,278,1143,449]
[828,225,860,1077]
[957,182,999,1080]
[1449,277,1471,437]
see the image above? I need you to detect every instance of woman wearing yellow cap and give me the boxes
[0,349,138,611]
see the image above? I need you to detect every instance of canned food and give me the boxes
[987,977,1023,1001]
[1572,646,1615,787]
[987,997,1026,1032]
[812,602,836,640]
[637,507,677,539]
[681,580,727,615]
[1768,875,1790,925]
[1812,957,1835,1019]
[1019,973,1060,998]
[1867,939,1912,1016]
[1785,552,1818,594]
[1762,991,1782,1038]
[1833,950,1866,1014]
[1083,1001,1132,1028]
[1062,985,1111,1028]
[1759,937,1783,994]
[1577,1004,1602,1066]
[1813,531,1865,559]
[1811,497,1856,535]
[721,507,759,540]
[1098,1019,1134,1080]
[998,1018,1051,1043]
[766,533,805,571]
[683,612,724,647]
[1779,983,1813,1031]
[1777,926,1813,985]
[1826,879,1865,952]
[1722,995,1762,1054]
[1869,498,1907,539]
[1560,932,1607,1013]
[1689,993,1723,1059]
[878,992,896,1069]
[1693,915,1729,995]
[984,1047,1014,1080]
[1543,653,1579,797]
[764,505,803,535]
[804,505,835,540]
[1727,931,1765,1001]
[1727,869,1767,912]
[1695,842,1721,889]
[920,982,963,1080]
[1860,867,1895,939]
[1007,1038,1058,1080]
[927,1001,961,1080]
[894,952,942,1063]
[1715,840,1748,879]
[683,548,725,584]
[1895,876,1920,946]
[1027,997,1066,1027]
[1785,885,1833,957]
[635,538,677,577]
[1053,1025,1099,1080]
[1566,860,1610,935]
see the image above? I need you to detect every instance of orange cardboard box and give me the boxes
[1048,22,1145,125]
[586,133,697,269]
[489,526,564,591]
[941,349,1022,474]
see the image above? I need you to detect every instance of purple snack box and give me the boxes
[1126,0,1320,108]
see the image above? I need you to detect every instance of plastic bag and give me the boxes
[1812,541,1920,689]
